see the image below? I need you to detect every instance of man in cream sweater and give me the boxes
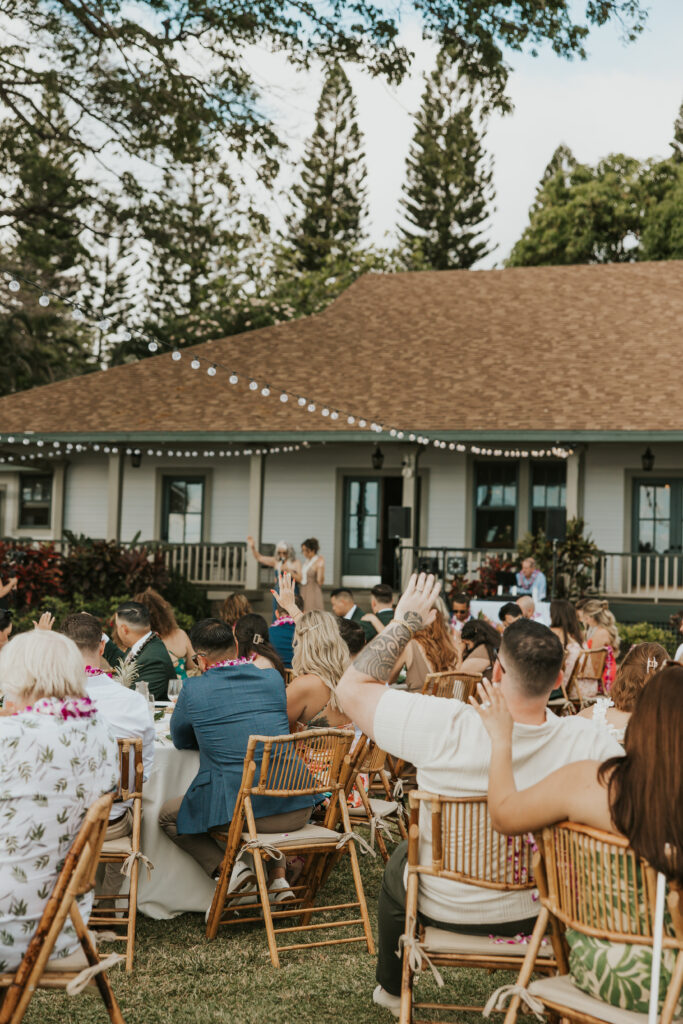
[336,574,623,1017]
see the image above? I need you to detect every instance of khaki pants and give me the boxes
[158,797,311,878]
[98,809,134,897]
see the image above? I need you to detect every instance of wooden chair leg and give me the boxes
[340,804,375,956]
[252,849,279,967]
[205,842,238,940]
[502,906,550,1024]
[125,856,138,972]
[660,949,683,1024]
[72,905,125,1024]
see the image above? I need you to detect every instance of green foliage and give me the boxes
[286,63,368,272]
[617,622,678,657]
[60,533,169,603]
[400,49,494,269]
[0,541,63,608]
[164,571,211,624]
[508,132,683,267]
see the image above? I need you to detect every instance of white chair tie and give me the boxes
[121,850,154,880]
[396,930,444,988]
[392,778,404,800]
[66,952,125,995]
[335,832,376,857]
[369,815,393,851]
[483,984,546,1020]
[238,838,284,862]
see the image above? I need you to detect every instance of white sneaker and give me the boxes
[227,859,257,906]
[372,985,401,1018]
[269,876,295,903]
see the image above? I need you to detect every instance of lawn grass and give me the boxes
[25,854,524,1024]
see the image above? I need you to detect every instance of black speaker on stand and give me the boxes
[388,506,411,539]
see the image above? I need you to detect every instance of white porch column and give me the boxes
[106,453,122,541]
[51,463,66,539]
[565,451,581,521]
[245,453,265,591]
[517,458,530,539]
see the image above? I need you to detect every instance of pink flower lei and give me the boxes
[85,665,113,678]
[22,696,98,720]
[271,617,295,627]
[209,654,257,670]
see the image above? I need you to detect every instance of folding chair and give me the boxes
[421,670,482,702]
[348,735,408,863]
[501,821,683,1024]
[205,728,375,967]
[90,737,148,971]
[398,791,558,1024]
[569,648,607,710]
[0,793,125,1024]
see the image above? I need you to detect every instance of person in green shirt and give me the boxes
[104,601,176,702]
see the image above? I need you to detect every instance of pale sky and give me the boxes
[247,0,683,268]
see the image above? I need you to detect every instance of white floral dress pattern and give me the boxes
[0,698,118,971]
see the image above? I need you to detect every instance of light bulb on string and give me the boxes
[229,373,238,385]
[297,397,306,407]
[330,411,339,420]
[280,393,288,403]
[307,403,316,412]
[148,341,158,352]
[72,308,85,322]
[207,365,217,377]
[347,415,355,425]
[321,408,330,417]
[261,386,270,397]
[249,380,258,391]
[97,319,110,331]
[172,350,181,361]
[191,358,200,370]
[8,279,20,292]
[38,294,50,307]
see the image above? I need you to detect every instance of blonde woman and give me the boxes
[286,611,351,730]
[582,598,620,691]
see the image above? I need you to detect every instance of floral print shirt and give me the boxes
[0,698,118,970]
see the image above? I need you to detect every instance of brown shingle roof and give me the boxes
[1,262,682,438]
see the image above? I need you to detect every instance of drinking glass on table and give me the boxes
[168,676,183,701]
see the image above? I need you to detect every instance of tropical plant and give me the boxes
[60,532,169,603]
[0,541,63,608]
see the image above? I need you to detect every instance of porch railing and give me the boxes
[398,545,683,602]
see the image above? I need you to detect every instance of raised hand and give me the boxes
[271,570,301,618]
[33,611,55,631]
[469,677,513,745]
[393,572,441,635]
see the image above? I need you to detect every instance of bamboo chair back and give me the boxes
[569,647,607,699]
[540,821,682,947]
[422,670,481,703]
[408,791,537,891]
[207,729,375,966]
[90,738,144,972]
[347,735,407,863]
[0,793,125,1024]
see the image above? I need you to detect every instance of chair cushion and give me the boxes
[529,974,683,1024]
[349,798,399,818]
[101,835,133,856]
[240,823,340,848]
[422,926,553,958]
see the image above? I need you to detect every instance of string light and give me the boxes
[0,269,573,461]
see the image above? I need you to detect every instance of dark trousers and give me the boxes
[376,841,539,996]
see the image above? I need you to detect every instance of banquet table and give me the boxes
[137,715,215,920]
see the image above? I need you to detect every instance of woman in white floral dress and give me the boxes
[0,629,118,971]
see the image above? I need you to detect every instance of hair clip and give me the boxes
[252,633,264,644]
[646,657,658,672]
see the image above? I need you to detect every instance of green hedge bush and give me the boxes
[617,622,679,658]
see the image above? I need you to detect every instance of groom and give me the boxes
[104,600,176,701]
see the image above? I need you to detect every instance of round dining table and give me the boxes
[137,716,215,920]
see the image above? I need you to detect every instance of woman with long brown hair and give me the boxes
[459,618,501,675]
[134,586,195,678]
[389,611,458,692]
[473,666,683,1016]
[578,640,668,742]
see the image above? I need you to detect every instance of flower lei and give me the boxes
[85,665,113,678]
[271,617,295,627]
[209,654,257,670]
[22,696,98,720]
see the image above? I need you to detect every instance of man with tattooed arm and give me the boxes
[336,573,622,1017]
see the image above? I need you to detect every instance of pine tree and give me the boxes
[0,93,95,394]
[286,63,368,271]
[672,98,683,163]
[400,50,494,270]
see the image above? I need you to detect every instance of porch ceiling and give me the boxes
[0,261,682,437]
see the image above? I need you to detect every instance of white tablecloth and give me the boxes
[138,724,215,920]
[470,599,551,627]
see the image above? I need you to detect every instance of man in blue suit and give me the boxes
[159,618,315,901]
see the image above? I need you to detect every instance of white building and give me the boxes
[1,262,682,609]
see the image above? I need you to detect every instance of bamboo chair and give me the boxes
[398,791,558,1024]
[568,648,608,710]
[89,737,147,972]
[501,821,683,1024]
[421,670,482,702]
[0,793,125,1024]
[347,735,408,863]
[205,728,375,967]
